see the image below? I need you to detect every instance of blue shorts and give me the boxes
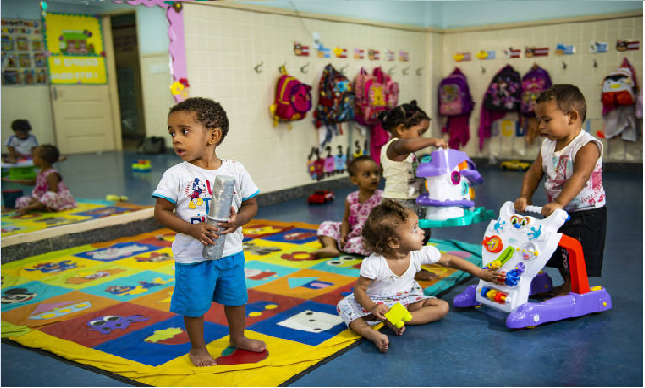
[170,251,247,317]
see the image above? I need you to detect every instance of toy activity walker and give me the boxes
[453,202,612,329]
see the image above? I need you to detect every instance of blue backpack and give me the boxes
[438,67,474,116]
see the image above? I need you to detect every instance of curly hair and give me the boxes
[377,100,431,135]
[11,119,32,132]
[38,145,59,165]
[536,84,587,123]
[347,155,375,177]
[361,200,410,255]
[168,97,230,145]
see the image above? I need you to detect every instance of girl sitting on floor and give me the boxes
[6,145,76,215]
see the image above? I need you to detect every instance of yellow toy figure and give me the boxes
[383,302,412,329]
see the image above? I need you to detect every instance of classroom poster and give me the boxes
[44,13,107,84]
[1,19,46,85]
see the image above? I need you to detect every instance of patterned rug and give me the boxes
[1,219,481,386]
[1,199,149,238]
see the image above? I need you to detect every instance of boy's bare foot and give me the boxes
[313,247,341,259]
[230,336,267,353]
[415,268,438,281]
[364,330,389,353]
[189,348,217,367]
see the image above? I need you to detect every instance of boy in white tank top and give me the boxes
[514,85,607,297]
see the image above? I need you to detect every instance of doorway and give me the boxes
[110,13,145,151]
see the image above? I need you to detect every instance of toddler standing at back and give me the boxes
[514,84,607,297]
[314,155,382,258]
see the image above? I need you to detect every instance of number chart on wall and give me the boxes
[43,13,107,85]
[1,19,48,86]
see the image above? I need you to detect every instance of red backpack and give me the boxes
[270,67,312,127]
[355,67,399,126]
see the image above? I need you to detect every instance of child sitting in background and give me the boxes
[5,119,38,163]
[9,145,76,214]
[337,201,502,353]
[314,155,383,258]
[514,84,606,297]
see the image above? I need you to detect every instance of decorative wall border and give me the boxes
[112,0,186,102]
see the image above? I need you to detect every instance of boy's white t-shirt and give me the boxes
[360,245,441,296]
[152,160,259,263]
[5,135,38,156]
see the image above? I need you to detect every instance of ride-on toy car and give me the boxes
[307,190,334,204]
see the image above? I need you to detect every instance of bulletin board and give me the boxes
[43,13,107,85]
[1,19,48,86]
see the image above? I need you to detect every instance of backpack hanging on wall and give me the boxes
[438,67,474,116]
[521,64,552,116]
[602,58,637,109]
[354,67,399,127]
[483,65,522,112]
[314,64,355,145]
[270,66,312,127]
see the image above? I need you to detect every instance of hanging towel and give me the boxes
[603,105,637,141]
[446,115,471,150]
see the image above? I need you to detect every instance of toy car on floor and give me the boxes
[307,190,334,204]
[453,201,611,329]
[500,160,530,171]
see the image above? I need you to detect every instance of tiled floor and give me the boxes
[2,151,643,386]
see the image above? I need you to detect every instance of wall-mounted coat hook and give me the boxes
[415,67,423,76]
[562,61,568,70]
[402,67,410,76]
[339,64,349,75]
[593,58,597,68]
[254,61,263,73]
[388,67,396,75]
[300,62,310,73]
[279,62,287,72]
[481,66,486,74]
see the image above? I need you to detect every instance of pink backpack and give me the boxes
[270,68,312,127]
[355,67,399,126]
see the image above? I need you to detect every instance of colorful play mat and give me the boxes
[1,199,149,238]
[1,219,481,386]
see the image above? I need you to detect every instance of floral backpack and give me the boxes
[521,65,552,116]
[270,67,312,127]
[483,65,522,112]
[438,67,474,116]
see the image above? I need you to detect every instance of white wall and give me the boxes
[183,3,431,193]
[440,15,643,162]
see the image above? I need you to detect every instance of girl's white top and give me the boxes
[541,130,606,212]
[153,160,259,263]
[361,245,441,296]
[380,138,420,199]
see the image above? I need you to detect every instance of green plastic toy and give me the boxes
[384,302,412,329]
[418,206,495,229]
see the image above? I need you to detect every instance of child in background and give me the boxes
[5,119,38,162]
[514,84,606,297]
[314,155,382,258]
[379,100,447,280]
[337,201,502,353]
[9,145,76,215]
[153,97,265,367]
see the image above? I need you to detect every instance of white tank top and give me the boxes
[380,138,420,199]
[541,130,606,212]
